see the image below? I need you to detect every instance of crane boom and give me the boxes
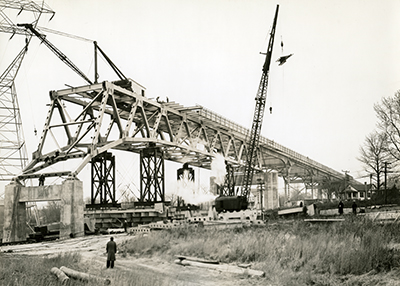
[241,5,279,198]
[215,5,280,213]
[17,23,93,85]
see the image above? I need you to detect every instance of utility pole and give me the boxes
[384,162,388,204]
[342,170,350,200]
[257,177,264,220]
[370,174,373,197]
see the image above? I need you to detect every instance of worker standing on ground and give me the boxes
[106,237,117,269]
[352,201,357,215]
[338,201,344,215]
[123,219,128,233]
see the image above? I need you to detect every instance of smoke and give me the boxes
[168,170,216,205]
[166,153,227,206]
[211,153,226,185]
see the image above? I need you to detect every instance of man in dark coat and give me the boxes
[352,201,357,215]
[123,220,128,233]
[106,237,117,268]
[338,201,344,215]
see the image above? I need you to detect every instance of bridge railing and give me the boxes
[195,105,343,178]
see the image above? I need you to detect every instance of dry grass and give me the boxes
[119,217,400,285]
[0,252,83,286]
[3,217,400,285]
[0,252,169,286]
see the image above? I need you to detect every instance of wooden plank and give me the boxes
[304,219,345,222]
[175,255,219,264]
[175,259,265,277]
[278,207,303,215]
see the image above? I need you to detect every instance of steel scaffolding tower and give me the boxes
[0,1,54,182]
[89,152,119,209]
[0,46,30,181]
[139,145,165,205]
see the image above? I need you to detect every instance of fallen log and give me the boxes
[51,267,69,285]
[175,255,219,264]
[60,266,111,285]
[175,259,265,277]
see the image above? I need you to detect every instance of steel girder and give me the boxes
[17,80,348,188]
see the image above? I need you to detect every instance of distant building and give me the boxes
[341,183,371,200]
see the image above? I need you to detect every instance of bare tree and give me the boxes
[374,90,400,160]
[358,131,390,190]
[40,201,61,224]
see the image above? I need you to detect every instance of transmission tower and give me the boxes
[0,1,54,183]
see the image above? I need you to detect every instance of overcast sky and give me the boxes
[1,0,400,193]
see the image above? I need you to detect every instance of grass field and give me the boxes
[0,252,169,286]
[119,217,400,285]
[2,216,400,285]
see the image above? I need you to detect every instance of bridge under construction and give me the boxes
[2,77,351,242]
[17,77,348,199]
[1,2,354,243]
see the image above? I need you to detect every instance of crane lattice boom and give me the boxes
[241,5,279,198]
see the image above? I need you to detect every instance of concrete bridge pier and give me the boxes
[60,178,84,239]
[2,181,26,243]
[2,178,84,243]
[263,172,279,210]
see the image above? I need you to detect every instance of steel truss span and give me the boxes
[18,79,348,187]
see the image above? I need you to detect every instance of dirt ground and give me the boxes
[0,234,264,286]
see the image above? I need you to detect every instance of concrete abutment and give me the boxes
[2,178,84,243]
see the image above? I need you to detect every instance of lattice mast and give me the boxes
[0,1,55,181]
[241,5,279,198]
[0,46,30,181]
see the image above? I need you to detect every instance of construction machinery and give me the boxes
[215,5,279,213]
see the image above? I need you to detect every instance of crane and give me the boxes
[242,4,279,199]
[215,5,279,212]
